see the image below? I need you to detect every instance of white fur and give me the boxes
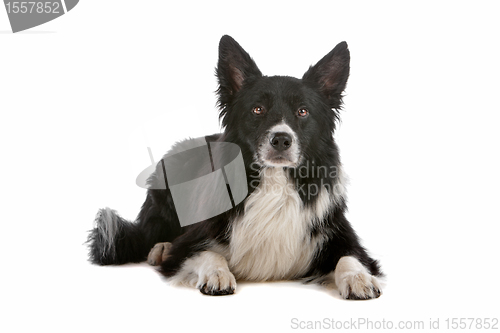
[168,250,236,293]
[334,256,382,299]
[227,167,332,281]
[94,207,119,256]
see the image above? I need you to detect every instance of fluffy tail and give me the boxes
[87,207,147,265]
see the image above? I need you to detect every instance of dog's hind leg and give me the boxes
[147,242,172,266]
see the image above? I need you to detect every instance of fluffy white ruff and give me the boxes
[228,167,333,281]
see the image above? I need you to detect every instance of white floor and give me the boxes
[2,1,499,332]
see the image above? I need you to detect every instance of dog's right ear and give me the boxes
[216,35,262,112]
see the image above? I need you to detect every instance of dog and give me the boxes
[87,35,383,300]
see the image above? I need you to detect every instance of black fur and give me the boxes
[87,35,382,297]
[87,209,146,265]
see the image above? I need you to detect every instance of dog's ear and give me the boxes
[302,42,350,109]
[216,35,262,111]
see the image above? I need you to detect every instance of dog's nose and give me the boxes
[270,132,293,151]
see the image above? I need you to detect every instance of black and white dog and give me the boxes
[88,35,383,300]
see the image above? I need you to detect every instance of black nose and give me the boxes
[270,132,292,151]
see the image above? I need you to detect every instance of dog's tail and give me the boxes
[87,207,147,265]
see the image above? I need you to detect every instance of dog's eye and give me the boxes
[297,108,309,117]
[253,106,265,115]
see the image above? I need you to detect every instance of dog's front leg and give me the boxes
[310,209,383,300]
[168,250,236,296]
[334,256,382,300]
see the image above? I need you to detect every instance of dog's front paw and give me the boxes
[147,242,172,266]
[337,272,382,300]
[196,269,237,296]
[334,256,382,300]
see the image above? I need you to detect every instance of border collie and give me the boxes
[87,35,383,300]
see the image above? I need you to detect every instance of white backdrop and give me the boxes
[1,1,499,332]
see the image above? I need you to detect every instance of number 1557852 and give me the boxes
[5,2,61,14]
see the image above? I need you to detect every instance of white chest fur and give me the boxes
[228,167,333,281]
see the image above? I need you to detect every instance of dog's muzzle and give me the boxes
[258,124,300,167]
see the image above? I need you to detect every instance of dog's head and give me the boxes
[216,35,350,168]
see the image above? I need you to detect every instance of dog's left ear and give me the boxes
[216,35,262,111]
[302,42,350,109]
